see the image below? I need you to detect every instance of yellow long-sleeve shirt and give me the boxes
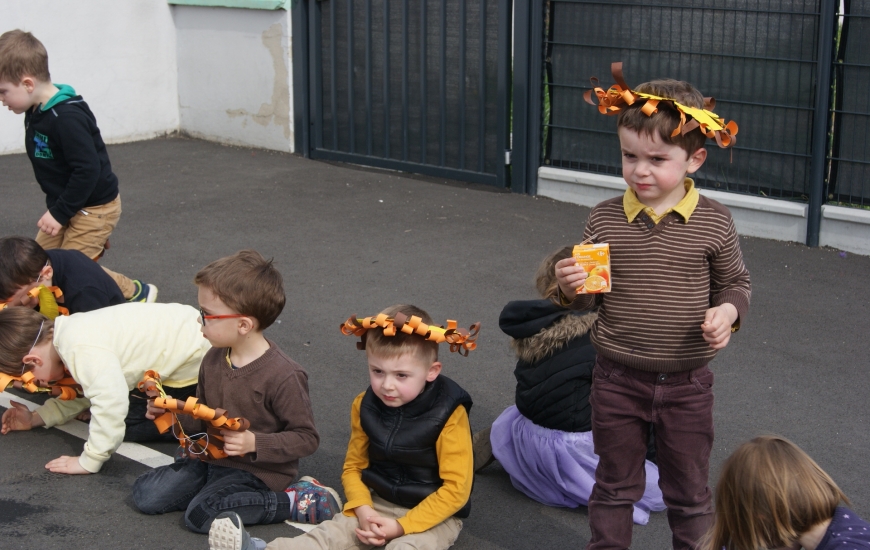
[35,303,211,473]
[341,390,473,535]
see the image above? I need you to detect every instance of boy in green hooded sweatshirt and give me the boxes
[0,29,155,302]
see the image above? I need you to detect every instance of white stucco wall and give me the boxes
[0,1,180,154]
[173,6,294,152]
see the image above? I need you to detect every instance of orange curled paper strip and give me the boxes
[583,62,738,149]
[138,371,250,460]
[340,313,480,356]
[0,370,82,401]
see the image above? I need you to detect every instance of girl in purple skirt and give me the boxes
[474,247,666,525]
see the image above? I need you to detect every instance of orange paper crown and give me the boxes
[0,371,81,400]
[341,312,480,356]
[584,62,738,149]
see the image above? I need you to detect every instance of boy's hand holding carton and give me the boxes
[555,241,611,300]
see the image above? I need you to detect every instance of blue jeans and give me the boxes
[132,458,291,533]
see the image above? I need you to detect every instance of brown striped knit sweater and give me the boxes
[571,194,751,373]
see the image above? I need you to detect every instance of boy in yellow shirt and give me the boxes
[208,304,478,550]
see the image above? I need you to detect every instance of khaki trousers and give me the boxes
[265,495,462,550]
[35,195,136,298]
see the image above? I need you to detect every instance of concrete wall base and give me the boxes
[538,167,870,256]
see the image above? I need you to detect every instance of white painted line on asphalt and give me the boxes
[1,392,323,533]
[0,392,174,468]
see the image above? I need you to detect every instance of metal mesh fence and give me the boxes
[318,0,503,176]
[544,0,823,201]
[829,0,870,207]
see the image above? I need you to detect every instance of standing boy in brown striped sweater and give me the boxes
[556,74,751,550]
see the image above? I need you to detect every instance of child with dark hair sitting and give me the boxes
[208,304,478,550]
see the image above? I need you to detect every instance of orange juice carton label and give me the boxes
[572,243,611,294]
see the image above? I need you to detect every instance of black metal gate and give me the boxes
[293,0,512,188]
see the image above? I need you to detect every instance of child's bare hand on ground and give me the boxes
[221,429,255,455]
[555,257,588,301]
[37,210,63,236]
[1,401,44,434]
[45,455,90,475]
[701,303,739,350]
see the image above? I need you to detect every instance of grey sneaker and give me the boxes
[472,426,496,472]
[209,512,266,550]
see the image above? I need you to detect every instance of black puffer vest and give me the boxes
[360,375,473,518]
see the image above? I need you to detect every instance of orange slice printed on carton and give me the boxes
[584,275,608,292]
[589,266,610,284]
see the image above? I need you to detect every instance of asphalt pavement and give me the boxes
[1,136,868,549]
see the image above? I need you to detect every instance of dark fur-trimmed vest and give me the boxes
[360,375,473,518]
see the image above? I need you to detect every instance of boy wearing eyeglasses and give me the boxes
[131,250,336,535]
[0,302,208,471]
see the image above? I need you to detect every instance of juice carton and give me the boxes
[572,243,611,294]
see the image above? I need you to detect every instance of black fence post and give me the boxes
[292,0,311,157]
[807,0,837,247]
[512,0,544,194]
[496,0,513,189]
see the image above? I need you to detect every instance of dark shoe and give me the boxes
[128,280,158,303]
[208,511,266,550]
[473,426,496,472]
[286,476,342,524]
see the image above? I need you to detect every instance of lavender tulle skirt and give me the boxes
[490,405,667,525]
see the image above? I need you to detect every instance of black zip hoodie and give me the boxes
[24,85,119,226]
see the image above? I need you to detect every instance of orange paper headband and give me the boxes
[0,370,81,400]
[341,312,480,356]
[584,62,738,149]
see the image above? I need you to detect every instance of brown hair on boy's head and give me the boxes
[364,304,439,365]
[535,246,573,303]
[0,236,49,301]
[194,250,285,330]
[0,30,50,83]
[701,435,848,550]
[0,307,53,375]
[617,79,707,157]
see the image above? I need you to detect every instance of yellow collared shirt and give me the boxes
[623,178,699,224]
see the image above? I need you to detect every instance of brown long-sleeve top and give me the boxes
[570,187,751,373]
[197,341,319,491]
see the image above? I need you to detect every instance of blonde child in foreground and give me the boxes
[556,68,751,549]
[702,435,870,550]
[0,303,208,473]
[208,304,476,550]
